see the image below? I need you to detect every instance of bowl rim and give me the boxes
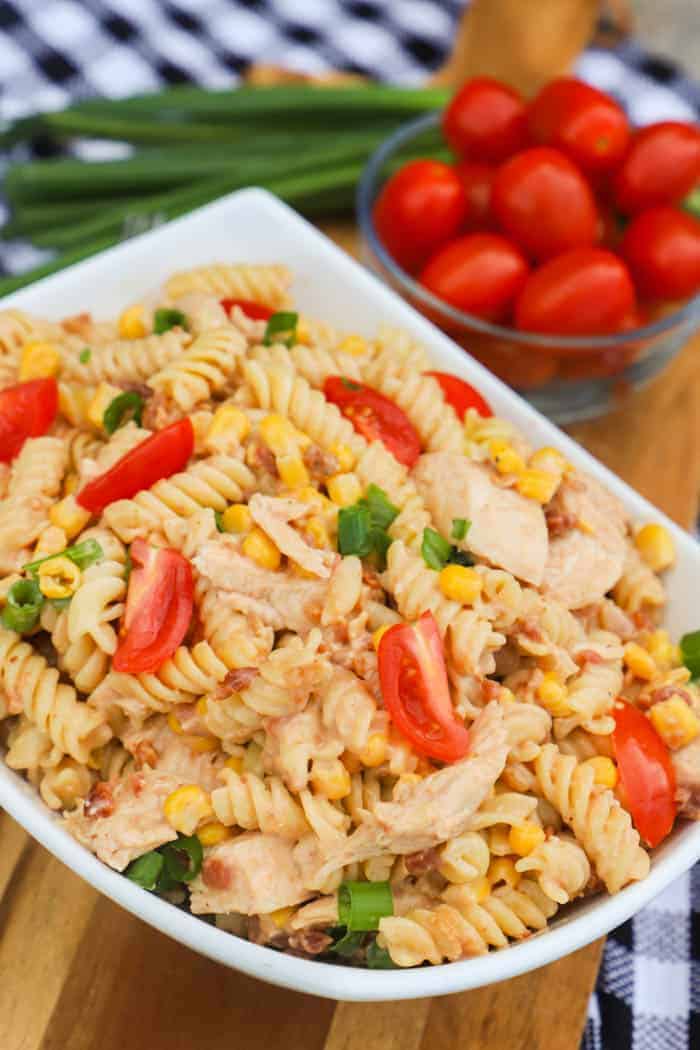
[357,111,700,351]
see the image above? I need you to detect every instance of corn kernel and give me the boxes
[118,303,147,340]
[582,756,619,789]
[63,472,79,496]
[167,712,184,735]
[277,454,310,490]
[488,857,520,889]
[206,404,250,445]
[489,439,525,476]
[259,413,301,455]
[37,556,82,600]
[87,381,122,430]
[624,642,658,681]
[463,876,491,904]
[19,341,61,381]
[326,472,362,507]
[197,822,234,847]
[646,630,679,670]
[329,442,355,472]
[295,486,326,510]
[295,316,312,346]
[372,624,392,650]
[183,734,219,753]
[58,382,92,427]
[224,754,244,774]
[635,523,675,573]
[49,495,91,540]
[310,758,351,800]
[342,750,363,774]
[304,516,330,550]
[163,785,213,835]
[196,697,208,718]
[358,732,388,768]
[649,696,700,750]
[530,447,568,473]
[242,527,280,570]
[269,906,295,928]
[516,468,559,504]
[537,672,572,717]
[439,564,482,605]
[221,503,252,535]
[509,822,546,857]
[339,334,368,356]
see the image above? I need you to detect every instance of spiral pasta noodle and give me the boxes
[165,263,292,308]
[515,834,591,904]
[149,326,247,412]
[60,329,191,384]
[211,769,310,839]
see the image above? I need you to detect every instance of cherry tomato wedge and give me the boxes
[613,121,700,214]
[220,298,274,321]
[0,377,58,463]
[113,539,194,674]
[613,700,677,848]
[77,418,194,514]
[453,161,495,229]
[419,233,529,323]
[527,77,630,175]
[621,206,700,301]
[378,611,470,763]
[442,77,528,164]
[425,371,492,419]
[323,376,421,468]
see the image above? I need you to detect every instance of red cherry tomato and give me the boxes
[527,77,630,175]
[113,539,194,674]
[613,701,677,848]
[613,121,700,214]
[77,418,194,514]
[419,233,529,323]
[0,378,58,464]
[491,147,599,261]
[442,77,528,163]
[323,376,421,468]
[373,160,468,273]
[378,611,470,762]
[515,248,635,339]
[220,298,274,321]
[621,206,700,301]
[424,371,492,419]
[453,161,495,229]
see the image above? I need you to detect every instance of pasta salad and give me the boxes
[0,261,699,970]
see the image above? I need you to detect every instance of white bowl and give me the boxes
[1,188,699,1001]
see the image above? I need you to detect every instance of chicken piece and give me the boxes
[673,692,700,819]
[413,453,548,586]
[294,702,508,888]
[248,494,337,579]
[121,715,224,792]
[263,700,343,792]
[193,537,328,633]
[64,769,179,871]
[541,471,628,609]
[189,833,308,915]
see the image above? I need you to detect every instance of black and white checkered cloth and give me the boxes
[0,4,698,1047]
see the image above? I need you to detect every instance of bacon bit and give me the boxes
[287,929,333,955]
[132,740,159,769]
[202,857,232,891]
[303,443,339,480]
[480,679,502,704]
[131,773,146,796]
[633,610,655,632]
[650,685,692,706]
[404,848,440,876]
[246,438,277,477]
[223,667,259,693]
[83,781,114,819]
[575,649,605,667]
[545,510,578,538]
[61,312,93,337]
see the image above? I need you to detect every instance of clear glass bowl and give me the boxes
[357,112,700,424]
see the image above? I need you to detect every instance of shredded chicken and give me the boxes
[248,493,338,578]
[121,715,225,792]
[190,833,309,915]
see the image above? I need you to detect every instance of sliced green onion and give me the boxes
[263,311,298,347]
[25,538,104,575]
[421,527,452,570]
[1,578,44,633]
[369,526,392,571]
[338,881,393,931]
[103,390,143,434]
[364,484,399,531]
[680,630,700,679]
[338,503,373,558]
[447,547,475,568]
[330,928,365,957]
[79,347,92,364]
[214,511,225,533]
[153,307,188,334]
[340,377,361,391]
[451,518,470,542]
[125,851,164,890]
[160,834,203,884]
[366,939,396,969]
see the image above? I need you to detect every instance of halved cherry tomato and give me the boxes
[113,539,194,674]
[613,700,677,848]
[77,418,194,514]
[515,248,635,338]
[0,377,58,463]
[442,77,528,163]
[491,147,599,261]
[613,121,700,214]
[621,206,700,301]
[323,376,421,468]
[425,371,492,419]
[419,233,529,323]
[220,298,274,321]
[527,77,630,175]
[453,161,495,229]
[373,159,469,273]
[378,611,470,762]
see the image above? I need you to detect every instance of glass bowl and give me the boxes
[357,112,700,424]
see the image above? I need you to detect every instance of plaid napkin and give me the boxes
[0,4,698,1046]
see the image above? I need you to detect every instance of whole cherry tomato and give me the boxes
[621,206,700,301]
[613,701,677,849]
[424,371,492,419]
[442,77,528,163]
[527,77,630,175]
[324,376,421,468]
[515,248,635,338]
[453,160,495,228]
[613,121,700,214]
[419,233,529,322]
[491,147,599,260]
[373,159,468,273]
[0,377,58,463]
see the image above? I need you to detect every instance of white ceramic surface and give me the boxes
[1,188,698,1002]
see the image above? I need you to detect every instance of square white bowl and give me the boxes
[1,188,698,1001]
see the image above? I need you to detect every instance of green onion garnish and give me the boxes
[160,834,203,884]
[330,928,365,957]
[680,630,700,679]
[79,347,92,364]
[153,307,188,334]
[25,538,103,575]
[366,939,396,969]
[103,390,144,434]
[263,311,298,347]
[364,484,399,531]
[338,880,393,931]
[338,502,373,558]
[125,851,164,891]
[451,518,470,541]
[1,578,44,634]
[421,527,452,570]
[214,511,225,532]
[448,547,475,568]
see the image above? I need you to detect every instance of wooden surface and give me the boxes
[2,220,699,1050]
